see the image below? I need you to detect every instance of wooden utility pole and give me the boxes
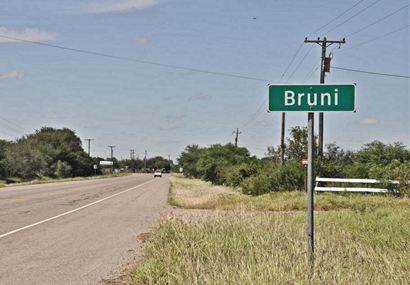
[233,128,242,147]
[129,149,135,160]
[304,37,345,156]
[84,138,94,156]
[280,112,286,164]
[108,145,115,160]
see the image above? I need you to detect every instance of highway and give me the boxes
[0,174,169,285]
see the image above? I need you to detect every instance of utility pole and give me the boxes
[304,37,345,157]
[129,149,135,160]
[108,145,115,160]
[232,128,242,147]
[108,145,115,173]
[84,138,94,156]
[144,150,147,169]
[280,112,286,165]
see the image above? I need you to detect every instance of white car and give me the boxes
[154,170,162,178]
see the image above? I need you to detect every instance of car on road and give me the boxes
[154,169,162,178]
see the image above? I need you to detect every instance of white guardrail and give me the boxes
[314,177,403,193]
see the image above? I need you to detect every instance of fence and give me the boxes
[314,177,401,193]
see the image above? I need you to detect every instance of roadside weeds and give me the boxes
[120,175,410,284]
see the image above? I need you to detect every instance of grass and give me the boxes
[131,209,410,284]
[169,175,410,211]
[0,172,132,188]
[130,175,410,284]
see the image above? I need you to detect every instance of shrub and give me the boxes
[225,162,261,187]
[54,160,72,178]
[241,161,304,195]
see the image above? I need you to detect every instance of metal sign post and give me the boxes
[268,82,356,278]
[307,112,315,272]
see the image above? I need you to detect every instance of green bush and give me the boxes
[179,143,256,185]
[177,131,409,197]
[225,162,260,187]
[54,160,72,178]
[241,161,304,195]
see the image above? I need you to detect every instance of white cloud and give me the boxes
[82,0,158,14]
[361,117,378,125]
[0,27,55,43]
[0,71,24,80]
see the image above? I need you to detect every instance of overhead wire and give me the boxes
[328,4,410,79]
[0,116,28,133]
[324,0,384,34]
[278,43,304,82]
[0,34,272,83]
[237,0,381,138]
[304,65,319,83]
[331,66,410,78]
[345,24,410,50]
[308,0,367,36]
[285,45,314,83]
[344,3,410,38]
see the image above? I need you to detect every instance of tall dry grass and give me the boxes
[131,208,409,284]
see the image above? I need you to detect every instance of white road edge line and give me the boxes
[0,179,157,239]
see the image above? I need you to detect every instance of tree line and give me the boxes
[177,126,410,196]
[0,127,171,182]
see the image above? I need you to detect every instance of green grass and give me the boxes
[0,172,132,188]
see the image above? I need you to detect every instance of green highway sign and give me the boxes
[268,84,355,111]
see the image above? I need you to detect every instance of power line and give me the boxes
[309,0,367,36]
[0,116,28,133]
[278,43,304,82]
[239,1,373,143]
[344,3,410,38]
[237,1,375,132]
[345,24,410,49]
[282,0,368,82]
[304,65,319,83]
[329,6,410,56]
[240,100,267,131]
[324,0,383,34]
[0,34,271,83]
[331,66,410,78]
[285,45,314,82]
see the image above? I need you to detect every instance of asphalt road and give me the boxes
[0,174,169,285]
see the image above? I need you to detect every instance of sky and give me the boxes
[0,0,409,161]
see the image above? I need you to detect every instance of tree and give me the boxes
[6,139,48,179]
[6,127,93,179]
[178,143,256,184]
[348,141,410,179]
[0,139,10,178]
[178,145,202,178]
[54,160,72,178]
[286,126,309,161]
[318,143,354,178]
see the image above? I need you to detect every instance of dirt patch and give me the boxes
[98,209,171,285]
[99,240,145,285]
[170,175,238,207]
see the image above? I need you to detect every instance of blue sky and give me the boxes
[0,0,408,160]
